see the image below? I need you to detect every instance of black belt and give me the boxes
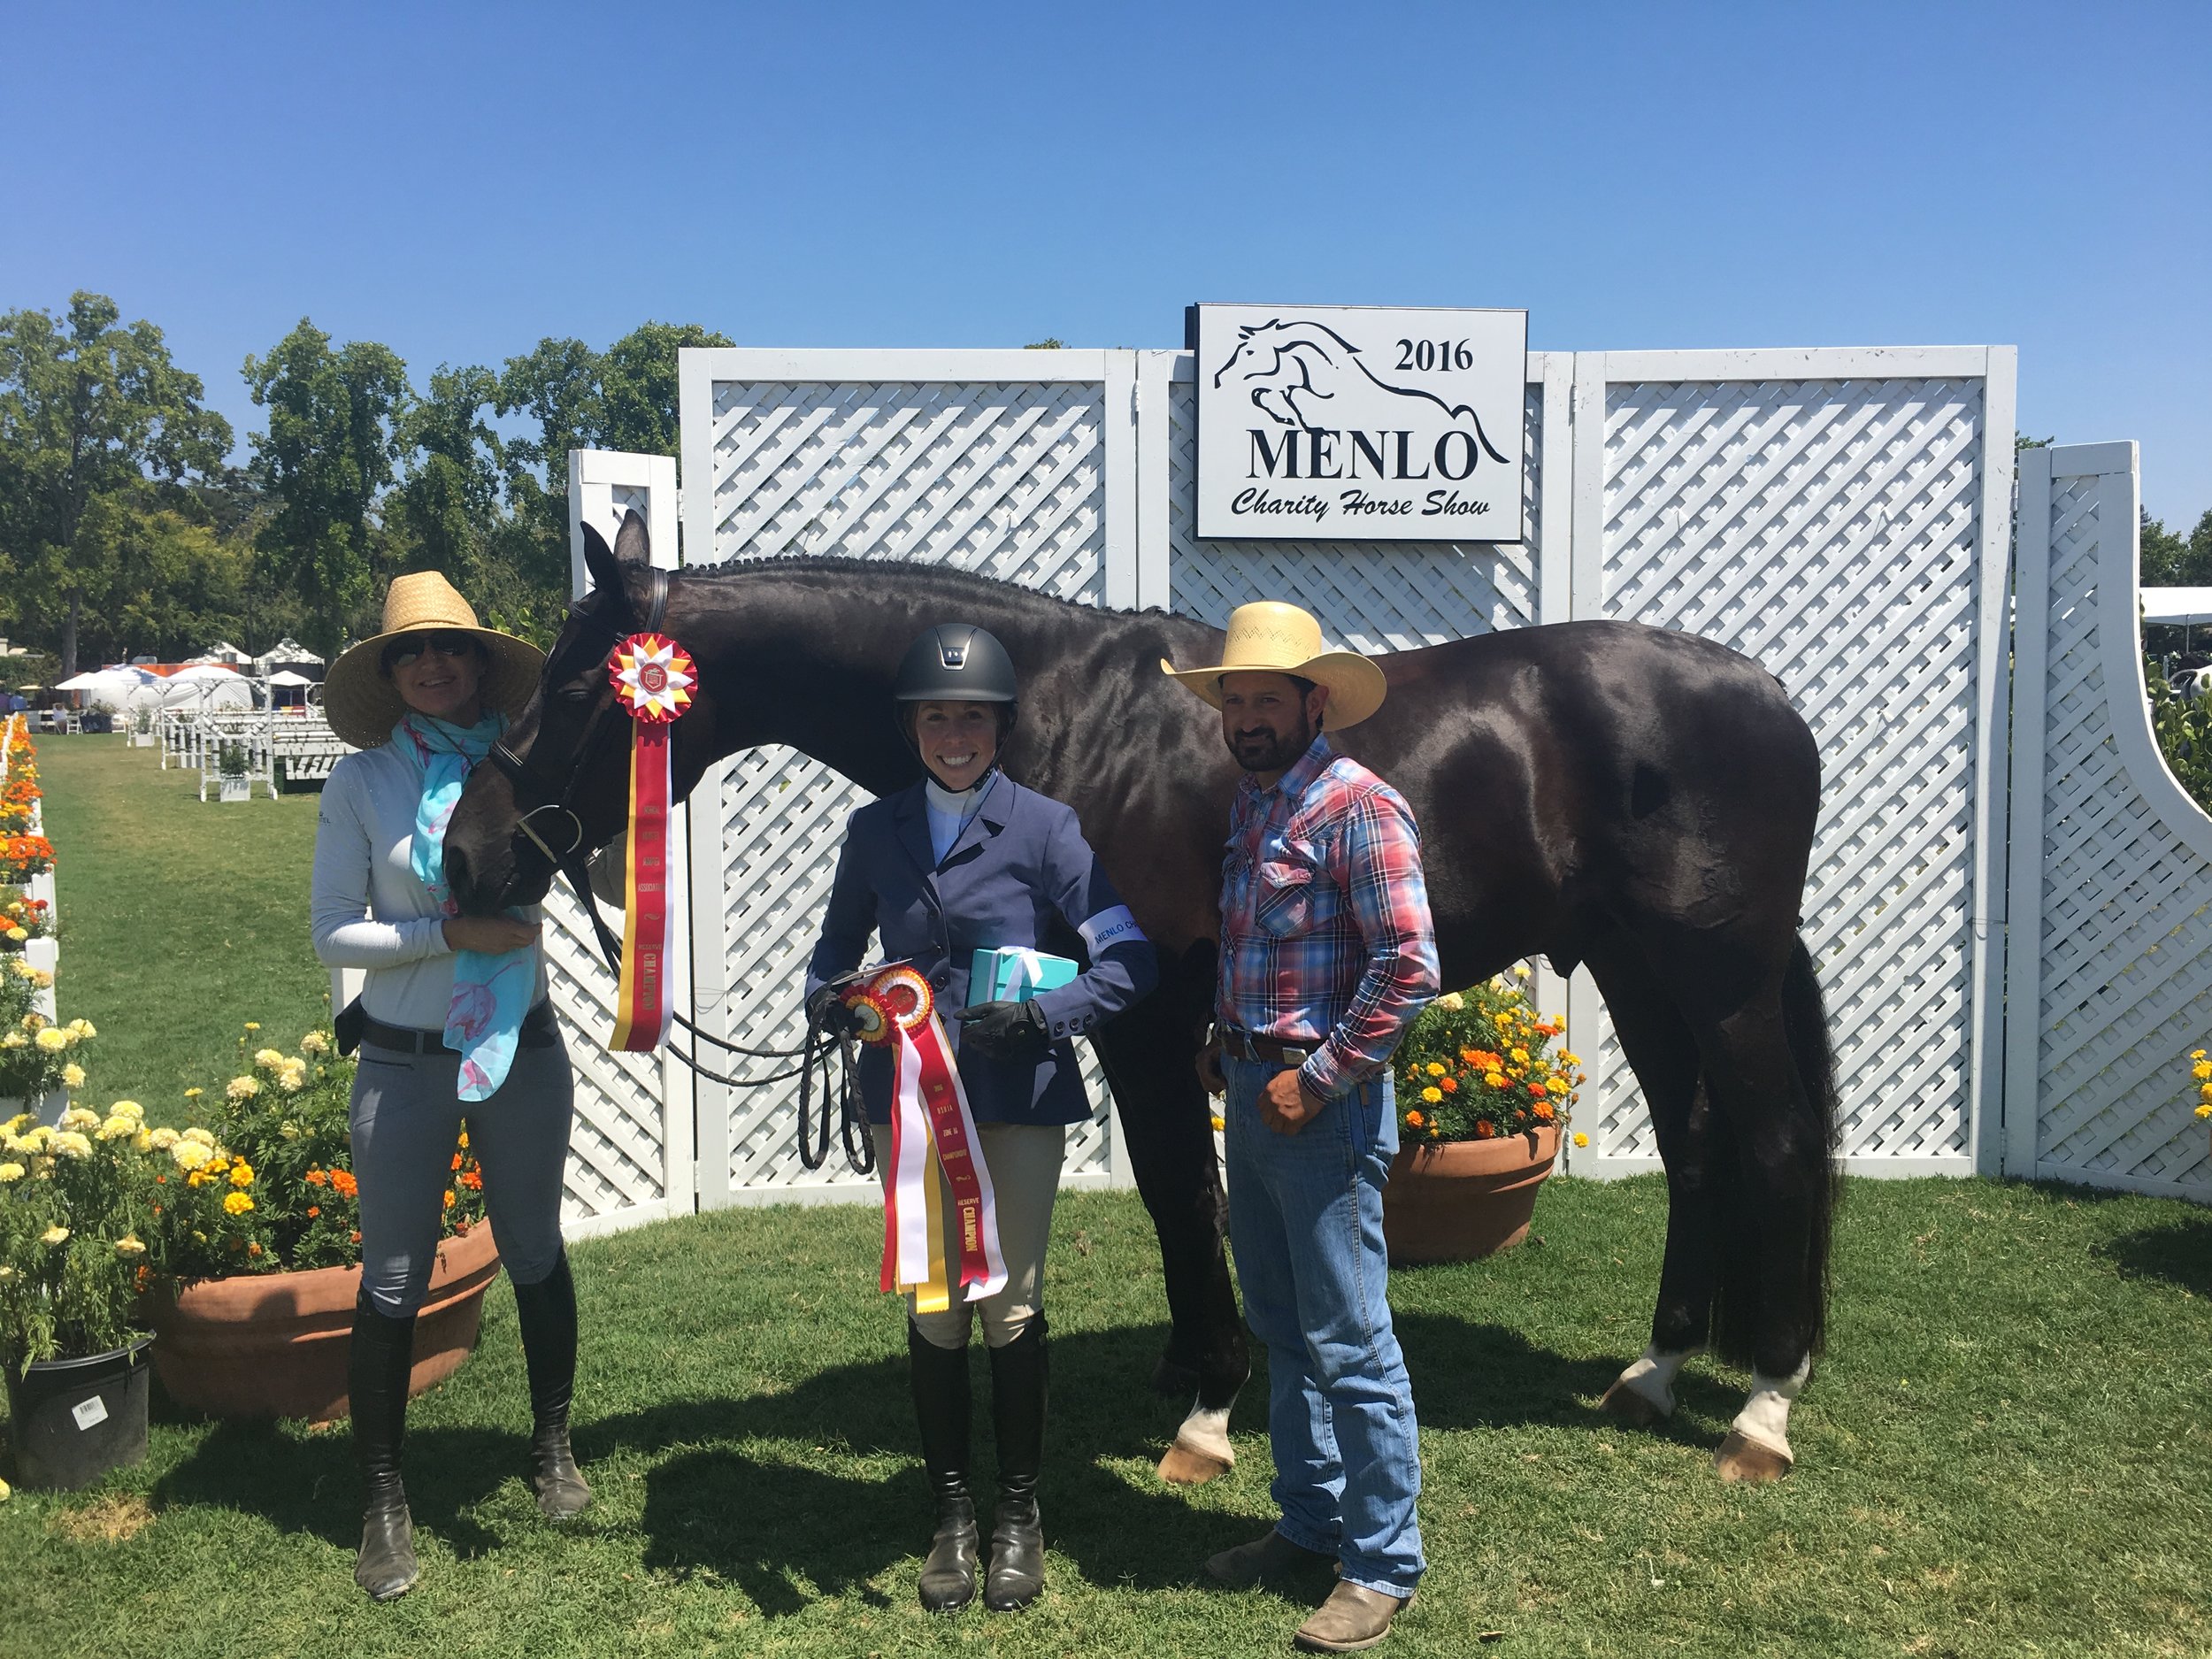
[1218,1027,1317,1067]
[360,1001,558,1056]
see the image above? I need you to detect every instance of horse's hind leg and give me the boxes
[1696,979,1832,1483]
[1582,932,1717,1431]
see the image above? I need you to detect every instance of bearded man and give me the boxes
[1164,602,1439,1653]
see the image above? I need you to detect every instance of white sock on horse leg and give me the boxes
[1174,1400,1234,1466]
[1728,1356,1812,1461]
[1616,1343,1702,1416]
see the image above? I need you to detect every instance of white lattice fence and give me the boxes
[1570,351,2016,1175]
[2004,442,2212,1200]
[680,351,1133,1205]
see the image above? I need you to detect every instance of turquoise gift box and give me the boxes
[970,947,1078,1003]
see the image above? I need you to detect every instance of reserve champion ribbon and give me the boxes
[608,632,697,1050]
[844,964,1008,1311]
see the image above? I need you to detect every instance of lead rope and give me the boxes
[555,853,874,1174]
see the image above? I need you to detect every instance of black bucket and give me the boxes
[5,1338,153,1491]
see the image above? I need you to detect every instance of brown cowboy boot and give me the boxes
[1294,1582,1415,1653]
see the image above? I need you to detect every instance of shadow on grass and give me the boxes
[150,1315,1632,1609]
[2097,1213,2212,1297]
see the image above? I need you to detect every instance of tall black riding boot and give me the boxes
[511,1249,592,1519]
[349,1290,420,1602]
[985,1316,1048,1612]
[910,1322,979,1611]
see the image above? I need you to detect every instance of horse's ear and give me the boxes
[581,521,626,603]
[613,507,650,566]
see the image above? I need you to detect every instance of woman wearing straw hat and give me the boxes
[312,572,588,1603]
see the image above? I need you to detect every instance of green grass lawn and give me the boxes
[6,732,2212,1656]
[35,733,332,1119]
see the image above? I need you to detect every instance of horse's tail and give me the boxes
[1709,934,1840,1368]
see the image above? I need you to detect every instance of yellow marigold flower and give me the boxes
[31,969,52,990]
[229,1161,254,1188]
[33,1026,68,1052]
[134,1129,153,1153]
[1420,1086,1443,1104]
[58,1106,98,1130]
[1573,1132,1589,1148]
[242,1022,260,1032]
[276,1062,307,1094]
[0,1033,24,1050]
[1513,964,1532,979]
[1210,1114,1225,1133]
[1485,1071,1506,1088]
[1562,1051,1581,1067]
[50,1131,92,1159]
[181,1125,215,1148]
[0,1163,22,1182]
[183,1087,203,1100]
[8,958,35,980]
[16,1125,50,1152]
[40,1225,68,1246]
[96,1116,134,1141]
[149,1126,180,1150]
[172,1141,212,1172]
[252,1048,285,1071]
[2193,1061,2212,1082]
[2194,1049,2207,1060]
[60,1064,86,1089]
[2,1113,25,1134]
[222,1190,254,1216]
[4,927,24,942]
[1435,992,1465,1011]
[1425,1062,1446,1078]
[300,1031,331,1056]
[113,1234,146,1257]
[2200,1082,2212,1103]
[457,1131,468,1148]
[68,1018,94,1039]
[226,1076,259,1102]
[2198,1103,2212,1120]
[111,1101,142,1120]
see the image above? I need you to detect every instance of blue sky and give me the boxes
[5,0,2207,523]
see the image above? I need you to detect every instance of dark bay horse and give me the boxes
[445,513,1839,1485]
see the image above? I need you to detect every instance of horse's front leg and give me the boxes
[1091,997,1249,1485]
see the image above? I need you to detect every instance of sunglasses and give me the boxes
[380,631,483,673]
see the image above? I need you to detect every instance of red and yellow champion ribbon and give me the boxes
[845,964,1007,1312]
[608,633,697,1050]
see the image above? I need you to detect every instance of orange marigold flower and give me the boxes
[350,1229,363,1243]
[459,1169,483,1191]
[450,1152,464,1171]
[1532,1102,1555,1122]
[330,1169,358,1199]
[305,1205,320,1218]
[443,1189,456,1208]
[1473,1121,1497,1139]
[1437,1076,1457,1093]
[1405,1110,1425,1127]
[304,1167,326,1187]
[1530,1081,1548,1097]
[248,1242,263,1257]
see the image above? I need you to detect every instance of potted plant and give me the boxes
[1383,971,1585,1263]
[146,1028,498,1422]
[0,888,54,956]
[0,1102,158,1489]
[130,708,156,748]
[0,952,92,1127]
[216,741,250,803]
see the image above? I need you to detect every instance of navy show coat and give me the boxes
[804,775,1156,1126]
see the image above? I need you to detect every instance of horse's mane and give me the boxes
[680,553,1171,623]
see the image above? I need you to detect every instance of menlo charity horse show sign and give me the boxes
[1193,302,1529,542]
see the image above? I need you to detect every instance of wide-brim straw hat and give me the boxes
[323,572,546,749]
[1161,601,1387,729]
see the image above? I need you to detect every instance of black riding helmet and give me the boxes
[892,625,1018,752]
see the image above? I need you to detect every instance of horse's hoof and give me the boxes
[1599,1379,1667,1429]
[1156,1438,1234,1486]
[1714,1431,1792,1483]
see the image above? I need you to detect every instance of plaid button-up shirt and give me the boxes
[1217,734,1439,1100]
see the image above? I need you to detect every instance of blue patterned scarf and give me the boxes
[396,711,534,1102]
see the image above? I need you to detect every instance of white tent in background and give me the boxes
[159,664,252,710]
[2142,588,2212,626]
[58,666,159,713]
[265,669,316,687]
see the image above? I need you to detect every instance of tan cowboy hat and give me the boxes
[322,572,545,749]
[1161,601,1387,728]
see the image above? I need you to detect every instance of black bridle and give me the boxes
[480,568,872,1173]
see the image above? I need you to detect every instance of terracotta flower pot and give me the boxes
[148,1224,500,1424]
[1383,1125,1559,1263]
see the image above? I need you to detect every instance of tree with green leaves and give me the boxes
[244,319,409,657]
[0,292,232,675]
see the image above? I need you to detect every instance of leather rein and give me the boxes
[480,568,872,1173]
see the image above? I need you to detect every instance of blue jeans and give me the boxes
[1224,1055,1424,1597]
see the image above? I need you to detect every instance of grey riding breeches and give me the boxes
[349,1031,574,1317]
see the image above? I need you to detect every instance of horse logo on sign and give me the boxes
[1211,317,1509,465]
